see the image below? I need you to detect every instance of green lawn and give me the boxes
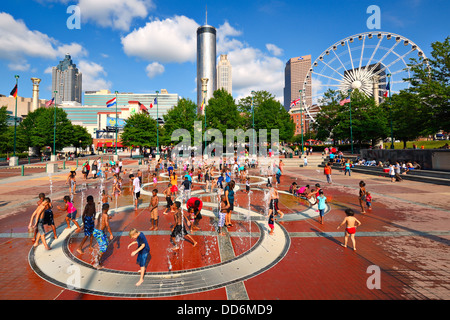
[383,140,449,149]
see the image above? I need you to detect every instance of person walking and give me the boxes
[324,162,332,184]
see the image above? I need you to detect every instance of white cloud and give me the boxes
[78,60,112,91]
[266,43,283,56]
[121,15,199,63]
[0,12,87,70]
[215,21,285,104]
[146,62,165,78]
[78,0,154,31]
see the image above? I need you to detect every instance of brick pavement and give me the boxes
[0,156,448,300]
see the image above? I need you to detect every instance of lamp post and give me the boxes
[12,75,19,158]
[156,90,159,157]
[251,90,256,156]
[348,89,354,154]
[387,74,394,149]
[203,90,207,155]
[299,90,304,156]
[53,90,57,158]
[115,90,118,156]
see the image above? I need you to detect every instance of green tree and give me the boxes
[204,89,243,140]
[121,113,158,152]
[313,89,389,147]
[162,98,197,146]
[237,90,277,129]
[18,107,74,152]
[71,125,93,152]
[406,37,450,132]
[254,98,295,142]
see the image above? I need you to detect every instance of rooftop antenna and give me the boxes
[205,4,208,25]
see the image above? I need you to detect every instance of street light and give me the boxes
[299,90,304,156]
[156,90,159,157]
[348,89,354,154]
[12,75,19,158]
[53,90,57,157]
[114,90,118,156]
[251,90,256,156]
[387,73,394,149]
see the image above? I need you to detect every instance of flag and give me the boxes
[290,98,300,108]
[200,98,205,111]
[340,96,351,106]
[384,82,390,98]
[149,98,157,109]
[10,84,17,99]
[106,97,117,108]
[45,97,55,108]
[138,102,148,114]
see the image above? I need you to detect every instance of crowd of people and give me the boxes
[28,151,368,286]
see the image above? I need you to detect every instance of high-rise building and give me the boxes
[284,55,312,111]
[217,54,232,95]
[51,54,82,104]
[197,21,217,114]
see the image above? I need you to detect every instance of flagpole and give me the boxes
[156,91,159,158]
[12,75,19,158]
[115,91,118,156]
[251,91,256,156]
[204,92,207,155]
[299,90,304,156]
[387,74,394,149]
[53,90,57,158]
[348,89,353,155]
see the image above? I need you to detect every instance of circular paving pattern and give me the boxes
[28,181,327,298]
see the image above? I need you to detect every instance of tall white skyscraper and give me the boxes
[217,54,232,95]
[51,54,82,104]
[197,18,217,114]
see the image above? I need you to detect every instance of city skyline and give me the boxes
[0,0,449,106]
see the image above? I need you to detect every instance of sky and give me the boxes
[0,0,449,105]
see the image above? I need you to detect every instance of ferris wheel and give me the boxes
[302,31,429,123]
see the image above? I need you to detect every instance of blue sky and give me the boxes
[0,0,449,104]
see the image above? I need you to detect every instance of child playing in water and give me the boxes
[365,192,373,211]
[188,207,195,233]
[169,201,197,251]
[77,195,96,254]
[163,183,174,215]
[149,189,159,231]
[317,189,327,225]
[128,228,150,286]
[152,173,158,188]
[29,198,52,250]
[58,196,81,231]
[93,203,114,269]
[337,209,362,251]
[218,195,229,236]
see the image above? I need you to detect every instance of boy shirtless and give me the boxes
[29,198,51,250]
[77,195,96,254]
[268,186,284,219]
[149,189,159,231]
[170,201,197,251]
[337,209,362,251]
[93,203,114,269]
[163,183,173,215]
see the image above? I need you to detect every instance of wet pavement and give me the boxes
[0,156,449,300]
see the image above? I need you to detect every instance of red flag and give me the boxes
[10,84,17,98]
[138,102,148,114]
